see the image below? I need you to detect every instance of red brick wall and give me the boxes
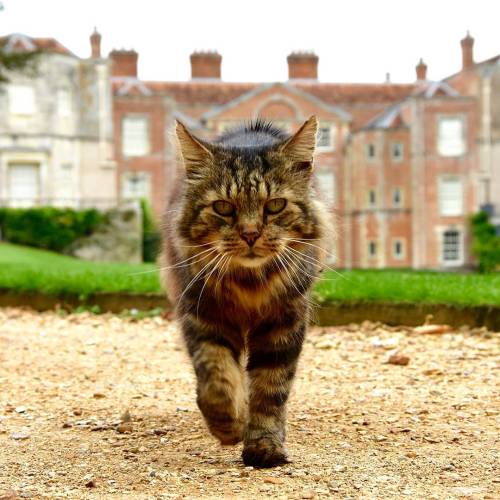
[415,97,478,268]
[113,95,171,216]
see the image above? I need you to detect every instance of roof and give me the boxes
[112,77,418,129]
[444,53,500,81]
[364,102,407,130]
[363,80,462,131]
[200,82,352,122]
[137,80,258,105]
[296,82,417,105]
[0,33,75,57]
[411,80,459,98]
[112,78,417,106]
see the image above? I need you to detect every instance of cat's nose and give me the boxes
[240,228,261,247]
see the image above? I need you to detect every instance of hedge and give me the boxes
[140,199,162,263]
[471,211,500,273]
[0,207,105,252]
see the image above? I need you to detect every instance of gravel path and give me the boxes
[0,308,498,499]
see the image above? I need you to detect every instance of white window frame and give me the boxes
[316,123,336,152]
[8,84,36,115]
[7,162,40,207]
[392,238,405,260]
[439,176,463,216]
[391,142,404,162]
[439,227,464,267]
[121,171,152,201]
[437,116,466,157]
[122,115,150,157]
[315,169,336,206]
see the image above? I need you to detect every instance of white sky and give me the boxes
[1,0,499,83]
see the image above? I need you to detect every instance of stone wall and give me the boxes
[64,202,143,263]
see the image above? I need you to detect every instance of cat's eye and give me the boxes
[265,198,287,215]
[213,200,236,217]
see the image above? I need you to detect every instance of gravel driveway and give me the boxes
[0,308,498,499]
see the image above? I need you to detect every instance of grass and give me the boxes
[0,242,160,297]
[315,269,500,307]
[1,242,499,307]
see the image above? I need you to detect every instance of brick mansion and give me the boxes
[0,31,499,269]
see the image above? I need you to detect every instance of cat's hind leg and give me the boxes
[182,315,247,445]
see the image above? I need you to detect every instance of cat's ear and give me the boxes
[280,115,318,165]
[175,120,213,177]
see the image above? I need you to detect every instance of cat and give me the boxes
[162,116,329,467]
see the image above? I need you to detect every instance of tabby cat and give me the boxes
[163,116,329,467]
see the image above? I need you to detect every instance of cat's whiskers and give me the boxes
[279,250,320,298]
[127,247,218,276]
[283,238,348,280]
[196,253,227,317]
[214,254,232,293]
[177,252,222,304]
[274,253,317,308]
[283,246,340,282]
[281,247,321,282]
[177,241,219,249]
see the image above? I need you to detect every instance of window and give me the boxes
[439,177,463,216]
[442,229,462,264]
[315,170,336,205]
[317,124,336,151]
[391,142,404,161]
[366,143,376,160]
[122,172,151,200]
[122,116,149,157]
[8,85,36,115]
[368,189,377,208]
[57,89,72,117]
[392,187,402,207]
[368,241,377,258]
[438,117,465,157]
[393,239,405,260]
[8,163,40,207]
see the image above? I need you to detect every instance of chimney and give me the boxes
[109,49,138,78]
[190,51,222,79]
[415,58,427,81]
[461,31,474,70]
[287,52,318,80]
[90,28,101,58]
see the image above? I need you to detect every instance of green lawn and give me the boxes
[0,242,160,297]
[315,269,500,307]
[1,242,499,306]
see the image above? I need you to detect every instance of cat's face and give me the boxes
[175,118,321,269]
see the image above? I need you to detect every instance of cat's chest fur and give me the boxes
[222,274,284,313]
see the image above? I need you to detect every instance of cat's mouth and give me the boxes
[233,249,269,268]
[244,249,262,258]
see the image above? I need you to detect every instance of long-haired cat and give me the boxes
[162,116,329,467]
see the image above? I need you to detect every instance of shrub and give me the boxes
[471,211,500,273]
[140,199,161,263]
[0,206,105,252]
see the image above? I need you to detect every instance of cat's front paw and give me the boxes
[242,436,290,468]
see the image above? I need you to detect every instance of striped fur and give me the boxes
[162,116,330,467]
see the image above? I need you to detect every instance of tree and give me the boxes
[0,4,41,84]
